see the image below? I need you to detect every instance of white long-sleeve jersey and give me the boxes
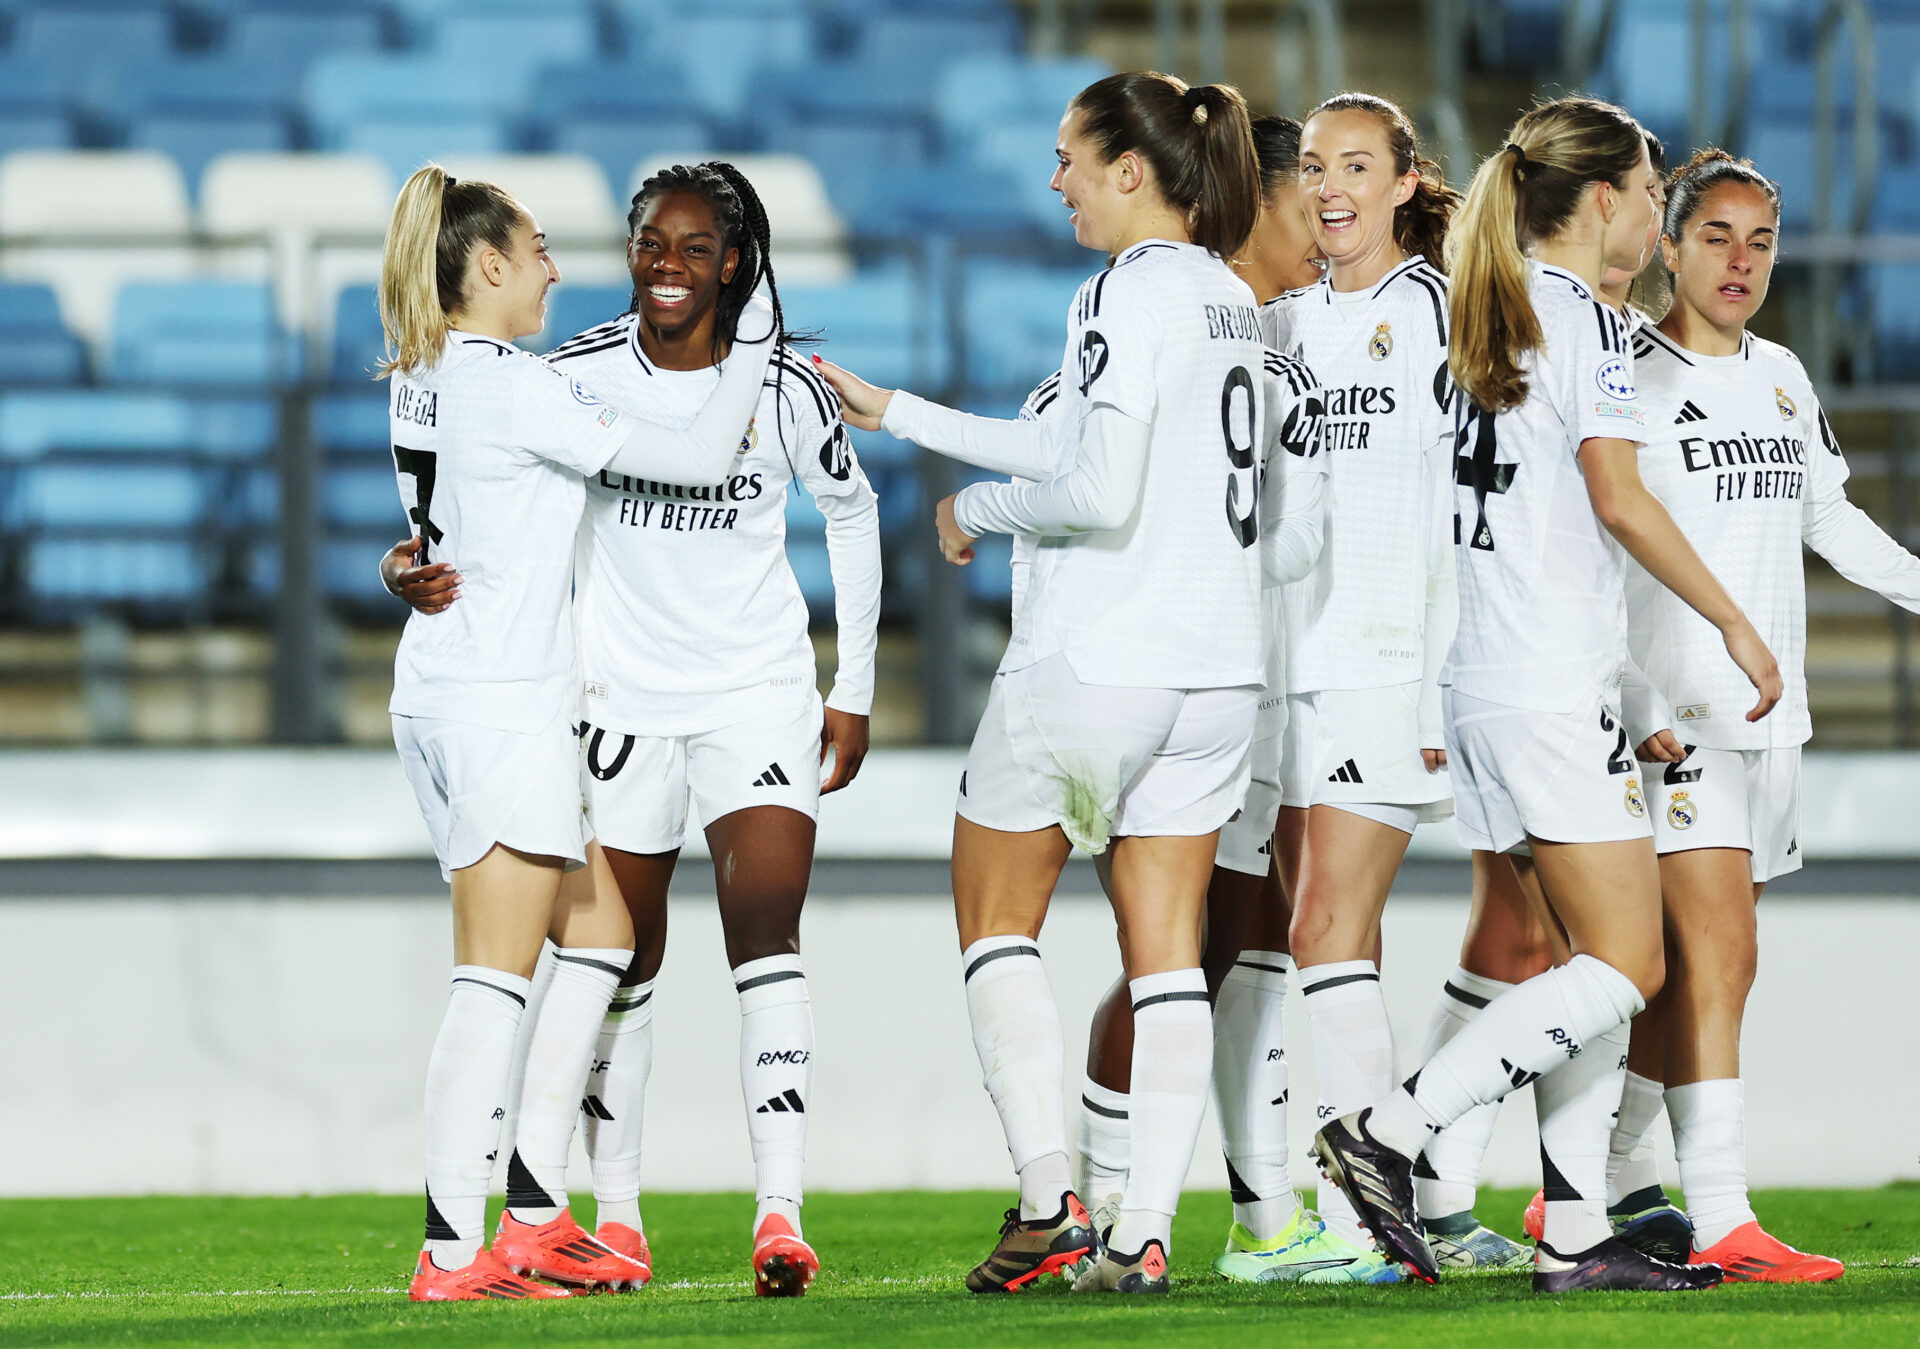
[1447,262,1647,714]
[1624,325,1920,749]
[550,316,881,737]
[953,240,1270,689]
[1267,258,1457,735]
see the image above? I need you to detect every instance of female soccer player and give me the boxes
[818,113,1345,1285]
[392,161,879,1297]
[1264,91,1462,1257]
[376,164,774,1299]
[1603,149,1919,1281]
[1312,96,1780,1293]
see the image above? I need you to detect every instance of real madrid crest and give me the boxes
[738,417,758,455]
[1624,776,1646,818]
[1775,387,1796,420]
[1369,322,1393,361]
[1666,790,1696,830]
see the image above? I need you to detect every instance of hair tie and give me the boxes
[1185,85,1209,124]
[442,173,457,190]
[1504,142,1527,170]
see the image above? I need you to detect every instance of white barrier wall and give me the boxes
[2,891,1914,1197]
[7,747,1920,860]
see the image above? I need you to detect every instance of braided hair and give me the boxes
[626,161,791,363]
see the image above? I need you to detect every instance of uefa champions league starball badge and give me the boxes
[1667,790,1696,830]
[1776,387,1796,420]
[1369,322,1393,361]
[1625,777,1646,818]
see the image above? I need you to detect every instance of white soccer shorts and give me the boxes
[1444,685,1655,854]
[956,652,1258,854]
[1645,742,1803,883]
[1278,681,1453,830]
[581,693,824,855]
[1216,726,1283,877]
[393,710,590,881]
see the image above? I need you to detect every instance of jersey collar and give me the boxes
[623,313,657,375]
[1532,261,1594,300]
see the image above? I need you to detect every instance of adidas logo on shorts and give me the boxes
[1327,758,1364,784]
[752,763,792,788]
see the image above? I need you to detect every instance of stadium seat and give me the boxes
[528,285,631,355]
[24,537,208,606]
[330,285,386,387]
[0,391,274,459]
[108,281,300,388]
[932,53,1110,151]
[960,259,1087,394]
[765,122,928,226]
[89,56,304,135]
[0,282,86,386]
[199,153,394,237]
[11,5,174,67]
[7,462,207,530]
[312,392,390,453]
[305,54,519,145]
[630,154,849,283]
[786,535,834,610]
[1866,264,1920,378]
[323,462,402,530]
[849,162,1033,237]
[781,266,943,392]
[339,114,509,184]
[854,12,1020,71]
[433,155,621,237]
[222,8,385,67]
[434,10,598,90]
[962,533,1013,603]
[0,110,73,158]
[553,117,714,200]
[528,61,697,122]
[784,488,826,536]
[0,150,191,237]
[669,15,819,121]
[969,119,1073,233]
[132,114,293,201]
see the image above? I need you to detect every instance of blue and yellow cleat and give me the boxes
[1213,1209,1402,1284]
[1421,1212,1534,1274]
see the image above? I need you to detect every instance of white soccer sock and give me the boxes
[1075,1077,1130,1214]
[1668,1078,1754,1249]
[1413,967,1512,1223]
[1301,959,1394,1246]
[424,965,531,1271]
[584,973,654,1233]
[499,944,556,1180]
[1111,968,1211,1257]
[1535,1021,1629,1254]
[961,936,1070,1221]
[1605,1069,1667,1207]
[1213,951,1299,1239]
[506,947,627,1226]
[1366,955,1645,1161]
[737,953,814,1233]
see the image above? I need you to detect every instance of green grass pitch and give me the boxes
[2,1188,1915,1346]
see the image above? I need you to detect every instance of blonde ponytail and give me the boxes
[377,163,525,378]
[1445,97,1645,411]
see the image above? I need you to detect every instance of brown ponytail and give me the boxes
[377,163,524,377]
[1069,71,1261,260]
[1445,97,1645,411]
[1304,92,1459,270]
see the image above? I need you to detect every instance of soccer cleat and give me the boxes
[965,1193,1098,1293]
[1422,1213,1535,1274]
[493,1208,650,1291]
[751,1213,819,1297]
[1522,1188,1545,1241]
[1689,1220,1844,1283]
[1532,1235,1724,1293]
[408,1247,572,1301]
[1312,1110,1438,1285]
[1072,1238,1171,1294]
[594,1222,653,1286]
[1608,1187,1694,1264]
[1213,1209,1402,1284]
[1063,1193,1121,1285]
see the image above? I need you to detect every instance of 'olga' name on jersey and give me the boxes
[393,385,437,427]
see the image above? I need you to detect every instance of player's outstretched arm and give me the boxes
[1802,480,1920,613]
[813,357,1055,480]
[950,405,1147,540]
[1581,436,1782,721]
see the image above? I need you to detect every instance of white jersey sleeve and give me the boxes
[882,382,1058,481]
[1259,346,1330,587]
[1801,387,1920,611]
[781,353,882,718]
[507,350,639,475]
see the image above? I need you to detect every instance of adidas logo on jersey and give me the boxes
[752,763,792,788]
[1327,758,1364,784]
[756,1089,806,1115]
[1674,400,1708,424]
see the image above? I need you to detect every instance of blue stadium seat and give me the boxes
[0,110,72,157]
[552,116,714,197]
[785,488,826,536]
[306,54,516,143]
[434,10,597,89]
[850,162,1032,237]
[1866,264,1920,378]
[223,8,385,66]
[25,537,207,605]
[0,282,86,386]
[331,285,386,387]
[323,462,402,529]
[92,56,303,131]
[313,393,390,452]
[338,112,510,181]
[109,282,299,388]
[854,12,1020,71]
[932,54,1109,151]
[528,286,631,355]
[766,122,927,227]
[782,266,944,391]
[7,461,206,530]
[962,533,1012,603]
[13,5,174,66]
[786,535,833,610]
[960,260,1088,394]
[969,119,1072,233]
[132,113,292,198]
[321,536,396,604]
[528,62,696,121]
[0,391,194,457]
[672,15,818,120]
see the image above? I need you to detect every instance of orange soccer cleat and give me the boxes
[752,1213,820,1297]
[408,1247,572,1301]
[595,1221,653,1285]
[493,1208,651,1291]
[1522,1188,1545,1241]
[1690,1221,1844,1283]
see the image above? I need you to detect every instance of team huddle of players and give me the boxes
[373,71,1920,1303]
